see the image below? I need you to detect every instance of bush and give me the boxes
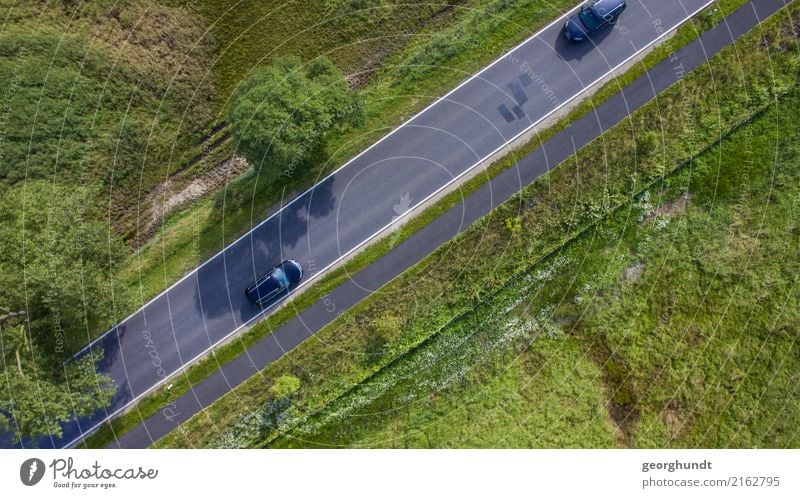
[269,374,301,399]
[228,56,363,181]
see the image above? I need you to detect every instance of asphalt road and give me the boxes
[97,0,793,448]
[4,0,740,448]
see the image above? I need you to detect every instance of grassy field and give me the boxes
[268,89,800,447]
[185,0,456,100]
[0,0,216,235]
[150,0,800,448]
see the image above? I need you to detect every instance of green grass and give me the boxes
[0,0,216,236]
[185,0,454,101]
[289,331,620,448]
[149,0,800,448]
[277,86,800,447]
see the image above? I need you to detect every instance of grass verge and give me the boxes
[269,86,800,447]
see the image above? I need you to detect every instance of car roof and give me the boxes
[253,271,284,295]
[248,266,285,292]
[592,0,624,16]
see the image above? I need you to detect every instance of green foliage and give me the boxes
[152,2,800,449]
[208,375,301,447]
[188,0,456,99]
[269,374,301,399]
[504,216,522,236]
[0,181,128,356]
[373,312,403,340]
[364,312,404,362]
[635,130,661,159]
[0,1,215,232]
[258,397,293,434]
[228,56,363,180]
[271,86,800,449]
[0,181,121,440]
[0,2,205,443]
[0,324,115,443]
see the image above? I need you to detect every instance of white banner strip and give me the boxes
[2,449,798,497]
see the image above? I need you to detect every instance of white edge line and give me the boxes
[65,0,715,448]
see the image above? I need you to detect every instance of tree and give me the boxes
[0,181,128,355]
[0,323,115,443]
[0,181,125,442]
[228,56,363,178]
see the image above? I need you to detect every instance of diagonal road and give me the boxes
[106,0,788,448]
[103,0,789,448]
[13,0,730,448]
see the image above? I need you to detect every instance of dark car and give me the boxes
[245,259,303,306]
[563,0,626,42]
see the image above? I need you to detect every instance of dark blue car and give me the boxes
[563,0,626,42]
[245,259,303,306]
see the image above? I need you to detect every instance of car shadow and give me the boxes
[91,323,126,372]
[275,175,336,251]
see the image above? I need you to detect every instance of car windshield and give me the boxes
[579,6,601,30]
